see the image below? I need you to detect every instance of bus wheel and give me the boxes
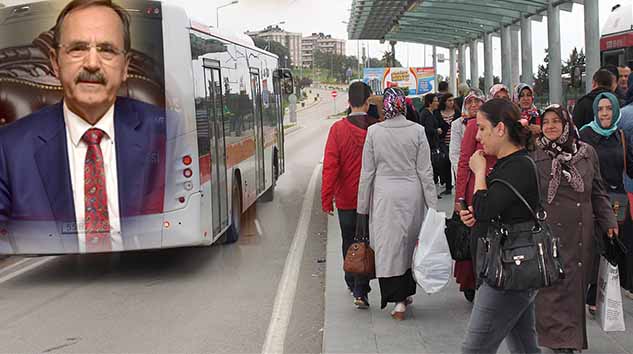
[223,180,242,244]
[261,159,278,202]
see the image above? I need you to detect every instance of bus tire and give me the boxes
[261,156,278,202]
[223,178,242,244]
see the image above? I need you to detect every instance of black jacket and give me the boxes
[434,109,460,143]
[580,128,633,193]
[419,108,440,149]
[573,88,611,129]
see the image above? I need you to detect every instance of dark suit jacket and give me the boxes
[0,97,166,244]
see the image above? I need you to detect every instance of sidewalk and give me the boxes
[323,190,633,354]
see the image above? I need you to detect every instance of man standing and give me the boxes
[322,81,375,308]
[0,0,165,253]
[573,69,616,128]
[619,65,631,95]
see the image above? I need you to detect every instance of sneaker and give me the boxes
[354,296,369,309]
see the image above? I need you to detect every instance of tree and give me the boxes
[534,49,550,96]
[379,50,402,67]
[562,47,586,89]
[252,37,292,67]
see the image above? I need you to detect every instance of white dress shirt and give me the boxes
[63,102,123,252]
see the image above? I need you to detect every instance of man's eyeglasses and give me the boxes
[58,42,126,61]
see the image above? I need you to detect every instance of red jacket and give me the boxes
[455,119,497,206]
[321,116,370,212]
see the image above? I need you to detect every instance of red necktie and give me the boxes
[83,128,111,252]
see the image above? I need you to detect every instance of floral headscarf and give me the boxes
[489,84,510,100]
[581,92,621,137]
[461,90,486,119]
[514,83,540,125]
[536,105,588,203]
[383,87,407,120]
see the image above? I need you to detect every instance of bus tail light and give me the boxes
[182,155,192,166]
[163,221,171,229]
[183,168,193,178]
[178,196,186,204]
[184,181,193,191]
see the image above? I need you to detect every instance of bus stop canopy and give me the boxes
[346,0,579,48]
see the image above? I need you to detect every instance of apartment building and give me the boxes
[301,33,346,68]
[245,26,302,67]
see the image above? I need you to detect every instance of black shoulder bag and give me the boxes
[479,157,565,290]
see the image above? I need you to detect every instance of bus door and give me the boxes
[273,70,285,174]
[250,68,266,194]
[203,60,229,235]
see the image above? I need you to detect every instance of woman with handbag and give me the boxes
[357,88,438,320]
[459,99,541,354]
[452,90,494,303]
[534,105,618,353]
[579,92,633,315]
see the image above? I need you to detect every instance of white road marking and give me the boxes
[0,258,31,275]
[0,257,53,285]
[261,164,321,354]
[255,219,263,236]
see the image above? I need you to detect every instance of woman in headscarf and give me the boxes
[449,90,485,175]
[579,92,633,316]
[515,83,542,135]
[488,83,510,100]
[452,89,495,303]
[533,105,617,353]
[357,88,438,320]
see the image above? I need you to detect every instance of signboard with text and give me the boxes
[363,67,436,96]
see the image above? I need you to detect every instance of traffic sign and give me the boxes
[331,90,337,99]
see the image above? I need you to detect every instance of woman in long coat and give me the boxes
[357,88,438,320]
[533,105,617,352]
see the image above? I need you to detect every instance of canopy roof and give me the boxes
[346,0,581,48]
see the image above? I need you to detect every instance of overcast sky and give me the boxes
[1,0,627,78]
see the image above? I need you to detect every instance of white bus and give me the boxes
[0,0,293,254]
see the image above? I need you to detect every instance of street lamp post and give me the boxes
[216,0,238,28]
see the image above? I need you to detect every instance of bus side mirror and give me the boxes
[277,69,294,95]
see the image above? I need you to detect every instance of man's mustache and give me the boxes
[75,71,107,85]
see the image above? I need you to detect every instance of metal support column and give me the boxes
[433,45,438,92]
[548,0,562,104]
[458,44,467,85]
[450,47,458,95]
[470,40,479,89]
[521,16,534,86]
[484,33,493,93]
[501,25,513,88]
[511,27,521,89]
[584,0,600,93]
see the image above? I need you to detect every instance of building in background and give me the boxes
[245,25,302,68]
[301,33,346,68]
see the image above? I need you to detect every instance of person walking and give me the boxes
[435,93,460,195]
[618,75,633,298]
[579,91,633,314]
[459,99,540,354]
[420,93,442,186]
[357,88,438,320]
[455,83,471,111]
[322,81,376,309]
[534,105,618,353]
[573,69,616,128]
[453,90,493,303]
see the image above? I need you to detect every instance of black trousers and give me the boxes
[338,209,371,298]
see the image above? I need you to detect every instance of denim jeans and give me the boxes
[338,209,371,298]
[462,283,541,354]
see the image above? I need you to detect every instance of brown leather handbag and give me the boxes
[343,214,376,278]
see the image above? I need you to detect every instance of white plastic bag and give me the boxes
[596,256,626,332]
[412,208,452,294]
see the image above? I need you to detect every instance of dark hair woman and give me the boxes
[433,93,461,195]
[533,105,617,353]
[459,99,540,354]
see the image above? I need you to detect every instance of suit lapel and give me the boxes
[33,103,76,223]
[114,99,145,218]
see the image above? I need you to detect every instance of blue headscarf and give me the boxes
[581,92,621,137]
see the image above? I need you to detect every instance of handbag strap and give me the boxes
[489,155,542,223]
[620,129,627,174]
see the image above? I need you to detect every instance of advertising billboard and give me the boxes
[363,67,436,96]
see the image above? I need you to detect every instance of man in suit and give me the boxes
[0,0,165,253]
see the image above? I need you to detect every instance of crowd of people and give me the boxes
[321,65,633,353]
